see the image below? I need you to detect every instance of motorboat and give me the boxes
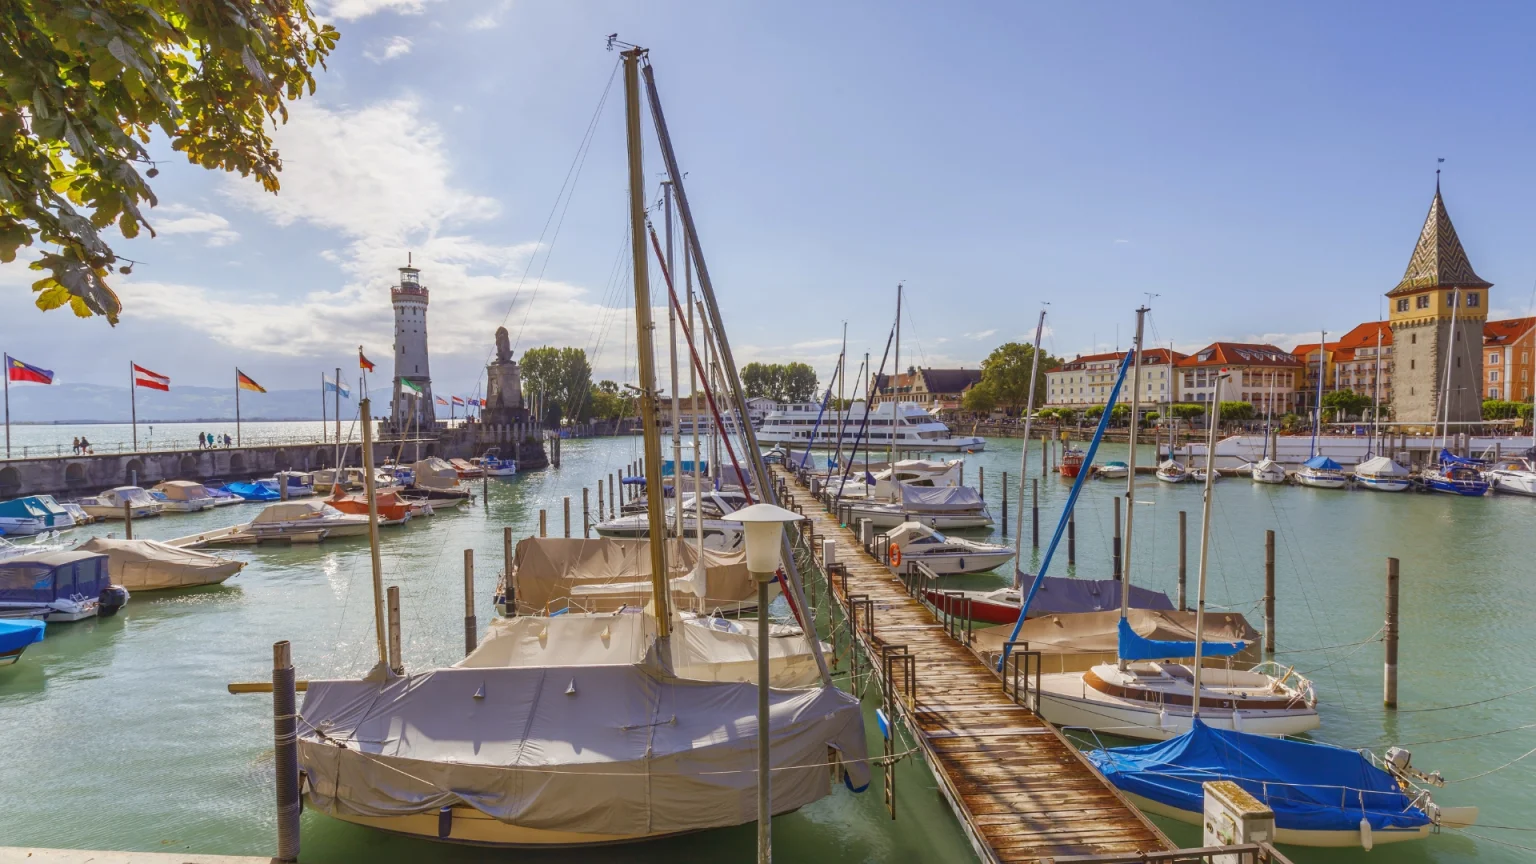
[1248,459,1286,484]
[1421,450,1490,496]
[77,537,245,590]
[224,481,280,502]
[450,457,484,479]
[200,481,245,506]
[0,495,77,535]
[819,458,961,500]
[151,480,218,512]
[925,577,1175,626]
[78,486,162,520]
[1486,456,1536,496]
[327,488,425,526]
[1090,721,1477,847]
[595,489,752,552]
[1189,466,1220,483]
[403,458,473,507]
[258,472,316,498]
[844,483,993,531]
[246,501,370,540]
[1154,460,1188,483]
[0,617,45,665]
[1295,455,1348,489]
[60,502,95,524]
[1354,455,1411,493]
[475,447,517,477]
[0,532,68,562]
[883,521,1013,575]
[1059,448,1086,478]
[0,550,128,621]
[1095,461,1129,480]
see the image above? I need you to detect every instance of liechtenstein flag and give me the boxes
[6,355,54,385]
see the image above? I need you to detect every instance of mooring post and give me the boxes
[123,501,133,540]
[1264,529,1276,654]
[272,640,300,863]
[1385,557,1400,708]
[539,509,547,538]
[582,488,591,538]
[482,471,488,507]
[1112,496,1122,580]
[386,586,402,674]
[609,473,616,512]
[597,479,605,520]
[978,466,985,500]
[502,526,514,611]
[1177,510,1188,611]
[563,496,571,538]
[463,549,477,656]
[1000,470,1008,535]
[1067,506,1076,566]
[1041,435,1048,474]
[1031,478,1039,549]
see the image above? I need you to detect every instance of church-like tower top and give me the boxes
[1388,179,1492,296]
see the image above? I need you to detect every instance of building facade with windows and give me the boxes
[1331,321,1394,409]
[1045,349,1185,408]
[871,368,984,412]
[1482,318,1536,402]
[1175,343,1302,414]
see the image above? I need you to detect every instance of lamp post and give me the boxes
[725,501,803,864]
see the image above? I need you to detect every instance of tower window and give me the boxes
[1396,298,1409,312]
[1467,293,1480,308]
[1410,359,1415,370]
[1411,333,1416,345]
[1416,295,1430,309]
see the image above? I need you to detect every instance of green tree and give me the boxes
[781,362,818,402]
[1144,410,1160,423]
[587,380,633,423]
[1322,389,1372,420]
[977,343,1060,414]
[1111,403,1131,423]
[521,346,593,423]
[1278,412,1304,432]
[1169,403,1207,421]
[1483,399,1522,420]
[1084,405,1105,420]
[1219,401,1255,422]
[961,382,996,415]
[3,1,339,323]
[1054,408,1077,424]
[740,361,818,402]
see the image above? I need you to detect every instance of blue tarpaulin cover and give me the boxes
[1088,719,1431,833]
[1302,456,1342,471]
[1116,615,1245,661]
[226,482,279,501]
[1439,448,1486,467]
[0,617,45,653]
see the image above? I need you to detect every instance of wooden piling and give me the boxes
[597,479,605,520]
[483,472,488,507]
[503,526,514,612]
[583,488,591,538]
[464,549,477,656]
[123,501,133,540]
[1067,506,1076,566]
[1385,557,1400,708]
[1112,496,1122,580]
[539,509,547,538]
[1177,510,1187,611]
[272,640,300,863]
[609,473,616,512]
[1031,478,1039,549]
[386,586,402,674]
[1264,529,1276,654]
[979,466,985,500]
[563,496,571,538]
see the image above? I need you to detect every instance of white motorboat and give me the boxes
[1248,459,1286,484]
[475,447,518,477]
[844,484,994,530]
[758,399,985,452]
[884,521,1013,575]
[1095,461,1129,480]
[247,501,369,539]
[0,550,128,621]
[0,532,68,562]
[1354,455,1411,492]
[1295,456,1348,489]
[0,495,77,535]
[1155,460,1189,483]
[817,458,962,500]
[1486,456,1536,496]
[78,486,163,520]
[258,472,316,498]
[151,480,218,512]
[60,502,95,524]
[1190,467,1220,483]
[595,489,752,553]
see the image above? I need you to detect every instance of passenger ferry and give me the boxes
[756,400,985,452]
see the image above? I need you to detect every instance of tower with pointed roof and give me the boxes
[1386,178,1490,426]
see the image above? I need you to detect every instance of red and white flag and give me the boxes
[133,364,170,391]
[452,395,466,406]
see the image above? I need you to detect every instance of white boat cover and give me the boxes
[155,480,212,502]
[885,521,937,547]
[297,661,869,835]
[1356,456,1409,477]
[104,486,157,506]
[511,537,756,614]
[458,613,823,688]
[252,500,334,523]
[410,458,461,490]
[76,537,243,590]
[897,484,984,512]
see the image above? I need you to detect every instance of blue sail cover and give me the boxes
[0,618,45,653]
[226,482,279,501]
[1088,720,1431,833]
[1438,448,1485,467]
[1302,455,1342,471]
[1117,616,1245,661]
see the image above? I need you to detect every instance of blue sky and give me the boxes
[4,1,1536,399]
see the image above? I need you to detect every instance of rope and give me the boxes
[1397,721,1536,747]
[1273,626,1384,656]
[1447,742,1536,784]
[1397,681,1536,713]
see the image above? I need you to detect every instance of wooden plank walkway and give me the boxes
[776,467,1173,864]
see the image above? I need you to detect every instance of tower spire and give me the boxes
[1388,178,1490,295]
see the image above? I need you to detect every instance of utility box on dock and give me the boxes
[859,518,873,552]
[1203,780,1273,863]
[823,539,838,568]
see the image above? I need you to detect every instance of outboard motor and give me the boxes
[98,585,130,617]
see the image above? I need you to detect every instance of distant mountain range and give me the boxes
[1,383,395,423]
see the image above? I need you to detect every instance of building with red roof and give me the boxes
[1483,317,1536,402]
[1175,343,1303,415]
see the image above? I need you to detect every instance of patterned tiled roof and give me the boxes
[1389,183,1492,296]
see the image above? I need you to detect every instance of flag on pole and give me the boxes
[360,350,376,372]
[324,376,351,397]
[6,356,54,385]
[133,364,170,391]
[452,395,466,406]
[400,377,423,396]
[236,370,267,393]
[435,395,449,406]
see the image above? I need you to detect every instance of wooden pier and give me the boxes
[776,466,1173,863]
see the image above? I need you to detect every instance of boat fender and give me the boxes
[876,708,890,740]
[437,805,454,839]
[1158,708,1169,730]
[888,544,902,567]
[1359,816,1373,851]
[1231,711,1242,732]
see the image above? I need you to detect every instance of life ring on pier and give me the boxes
[888,544,902,567]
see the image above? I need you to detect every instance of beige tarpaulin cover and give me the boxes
[411,458,460,490]
[510,537,757,614]
[458,613,823,688]
[252,500,331,523]
[972,609,1261,674]
[155,480,213,502]
[77,537,244,590]
[298,661,869,836]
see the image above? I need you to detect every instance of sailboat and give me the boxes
[296,48,867,848]
[1024,314,1319,741]
[1294,330,1348,490]
[1249,364,1286,484]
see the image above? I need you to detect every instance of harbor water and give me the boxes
[1,433,1532,862]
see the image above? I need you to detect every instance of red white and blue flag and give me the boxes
[452,395,466,406]
[6,355,54,385]
[133,364,170,391]
[435,395,449,406]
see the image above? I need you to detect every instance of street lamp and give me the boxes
[723,501,802,864]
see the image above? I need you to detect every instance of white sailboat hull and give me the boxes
[1295,470,1347,489]
[1356,475,1410,492]
[1034,684,1321,741]
[895,550,1014,575]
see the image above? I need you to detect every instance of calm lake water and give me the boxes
[0,435,1529,862]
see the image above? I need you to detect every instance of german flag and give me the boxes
[359,347,376,372]
[236,370,266,393]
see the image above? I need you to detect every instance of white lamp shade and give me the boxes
[742,521,784,574]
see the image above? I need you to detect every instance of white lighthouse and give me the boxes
[390,260,437,430]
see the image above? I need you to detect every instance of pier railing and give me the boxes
[1048,844,1295,864]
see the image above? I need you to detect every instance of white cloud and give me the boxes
[321,0,438,21]
[364,36,414,62]
[468,0,514,30]
[964,328,997,341]
[149,204,239,247]
[1114,238,1129,244]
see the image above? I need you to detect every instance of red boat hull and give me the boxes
[923,589,1021,625]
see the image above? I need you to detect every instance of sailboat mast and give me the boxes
[1189,371,1228,718]
[665,181,683,539]
[1012,308,1047,575]
[833,322,847,472]
[359,397,388,670]
[1118,308,1147,661]
[622,47,671,634]
[890,283,901,467]
[1440,289,1461,450]
[1372,325,1383,457]
[1310,329,1325,458]
[686,219,704,598]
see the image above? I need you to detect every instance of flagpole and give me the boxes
[321,372,327,445]
[235,368,242,446]
[130,361,138,452]
[4,353,11,459]
[335,366,342,460]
